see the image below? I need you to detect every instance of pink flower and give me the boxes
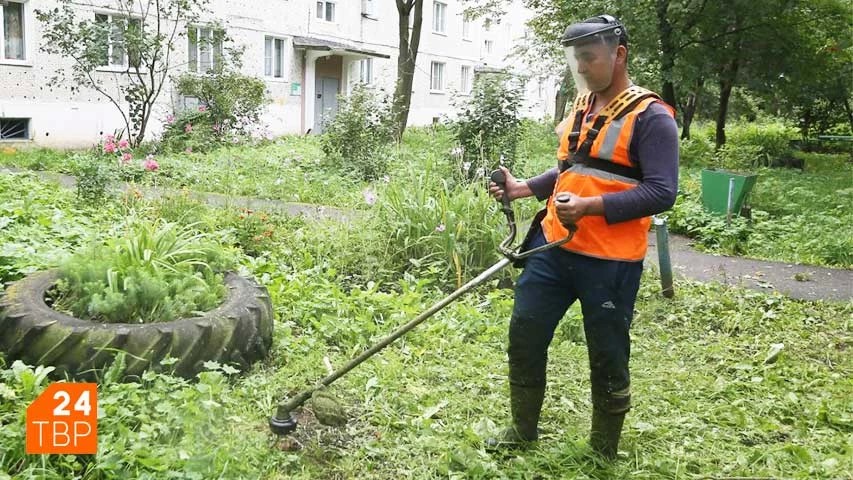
[105,134,115,143]
[103,142,116,153]
[185,147,193,154]
[121,152,133,164]
[166,114,175,124]
[198,105,207,112]
[363,188,377,206]
[143,157,159,171]
[435,224,446,232]
[212,123,221,133]
[185,123,193,133]
[118,139,130,149]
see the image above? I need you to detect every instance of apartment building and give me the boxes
[0,0,557,148]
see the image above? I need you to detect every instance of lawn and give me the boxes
[0,125,851,479]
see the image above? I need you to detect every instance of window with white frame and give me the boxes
[460,65,471,94]
[95,14,142,68]
[1,1,25,61]
[188,26,223,73]
[484,39,493,55]
[461,15,471,41]
[362,0,376,17]
[430,61,444,91]
[432,1,446,34]
[264,37,285,78]
[316,1,336,22]
[358,58,373,84]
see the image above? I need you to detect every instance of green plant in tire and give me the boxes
[52,218,236,324]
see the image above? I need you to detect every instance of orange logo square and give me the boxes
[26,382,98,454]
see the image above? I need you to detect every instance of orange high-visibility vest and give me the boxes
[542,86,675,262]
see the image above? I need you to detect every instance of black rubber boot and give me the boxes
[485,384,545,449]
[590,408,626,459]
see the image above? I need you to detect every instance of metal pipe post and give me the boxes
[653,216,674,298]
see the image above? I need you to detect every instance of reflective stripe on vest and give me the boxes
[544,87,675,262]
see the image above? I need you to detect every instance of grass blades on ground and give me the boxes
[1,121,851,479]
[1,171,851,478]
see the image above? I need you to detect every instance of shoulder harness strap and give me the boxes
[566,92,592,152]
[561,86,661,179]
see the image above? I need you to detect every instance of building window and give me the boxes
[316,1,335,22]
[0,118,29,140]
[461,15,471,41]
[484,39,493,55]
[430,61,444,91]
[95,14,141,68]
[359,58,373,84]
[432,1,446,34]
[460,65,471,94]
[362,0,376,18]
[265,37,285,78]
[188,26,223,73]
[1,1,25,61]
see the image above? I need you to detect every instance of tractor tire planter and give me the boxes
[0,270,273,380]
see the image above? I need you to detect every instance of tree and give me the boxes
[392,0,424,139]
[36,0,207,147]
[743,0,853,136]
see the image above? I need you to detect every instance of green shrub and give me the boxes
[451,75,523,182]
[726,121,797,167]
[516,119,560,174]
[714,142,764,171]
[75,154,114,206]
[163,66,268,153]
[52,217,236,324]
[214,207,282,257]
[160,108,220,154]
[320,85,394,181]
[374,161,505,288]
[679,134,715,167]
[682,120,798,170]
[175,68,267,136]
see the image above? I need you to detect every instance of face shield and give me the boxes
[563,34,619,95]
[561,22,623,95]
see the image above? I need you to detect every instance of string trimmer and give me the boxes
[268,170,577,436]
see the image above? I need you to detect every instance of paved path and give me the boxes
[646,230,851,302]
[4,167,851,302]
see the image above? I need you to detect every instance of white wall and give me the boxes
[0,0,556,148]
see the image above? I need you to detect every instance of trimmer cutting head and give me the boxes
[269,412,298,436]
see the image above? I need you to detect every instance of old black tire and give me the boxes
[0,270,273,380]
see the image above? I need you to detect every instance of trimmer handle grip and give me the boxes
[554,193,578,232]
[490,169,513,213]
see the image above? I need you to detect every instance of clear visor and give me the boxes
[563,33,619,95]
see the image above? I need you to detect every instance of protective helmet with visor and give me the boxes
[561,15,628,95]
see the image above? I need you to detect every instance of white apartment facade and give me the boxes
[0,0,558,148]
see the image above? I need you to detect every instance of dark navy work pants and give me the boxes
[508,230,643,413]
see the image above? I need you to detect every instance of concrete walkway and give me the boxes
[4,167,851,302]
[646,230,852,302]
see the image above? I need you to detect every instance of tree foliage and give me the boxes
[36,0,208,147]
[468,0,852,140]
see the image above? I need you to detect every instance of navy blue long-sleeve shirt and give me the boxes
[526,102,679,224]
